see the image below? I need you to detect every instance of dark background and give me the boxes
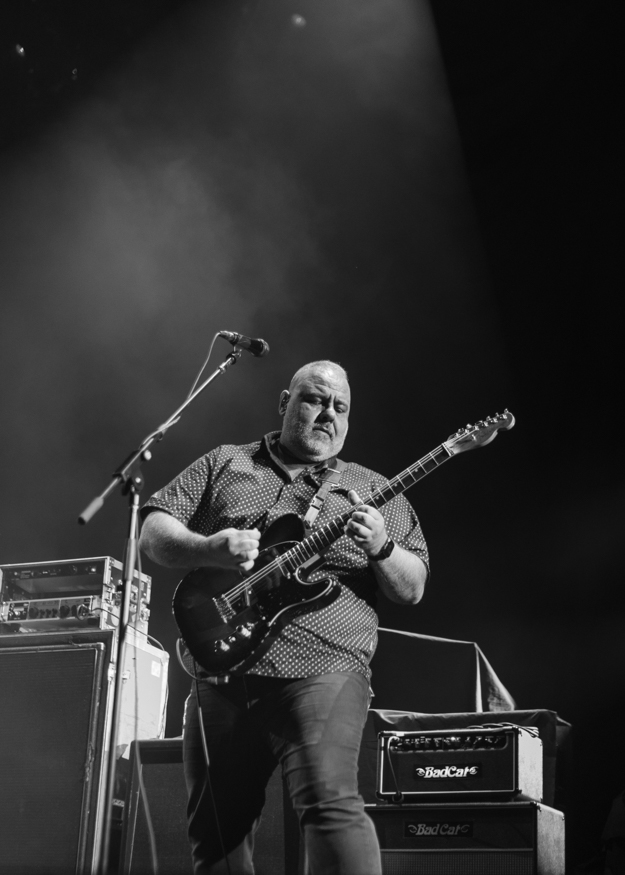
[1,1,622,869]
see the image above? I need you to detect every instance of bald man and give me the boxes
[140,361,429,875]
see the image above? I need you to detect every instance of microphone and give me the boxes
[218,330,269,357]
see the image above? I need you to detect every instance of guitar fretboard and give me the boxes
[278,443,452,573]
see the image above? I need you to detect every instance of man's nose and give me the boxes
[319,405,336,420]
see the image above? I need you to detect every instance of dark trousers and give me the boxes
[182,671,382,875]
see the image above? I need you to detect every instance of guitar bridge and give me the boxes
[215,594,235,622]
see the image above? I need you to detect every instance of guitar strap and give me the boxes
[302,458,346,532]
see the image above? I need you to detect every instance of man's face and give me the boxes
[279,367,350,463]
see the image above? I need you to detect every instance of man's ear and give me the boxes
[278,390,290,416]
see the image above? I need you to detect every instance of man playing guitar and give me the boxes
[139,360,429,875]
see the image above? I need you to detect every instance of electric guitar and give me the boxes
[172,411,515,676]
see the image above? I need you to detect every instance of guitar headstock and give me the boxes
[444,410,515,456]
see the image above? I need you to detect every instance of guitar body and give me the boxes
[172,513,340,676]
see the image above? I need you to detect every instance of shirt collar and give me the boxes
[262,431,338,482]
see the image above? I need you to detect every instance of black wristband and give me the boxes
[369,537,395,561]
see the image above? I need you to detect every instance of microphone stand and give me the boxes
[78,350,241,875]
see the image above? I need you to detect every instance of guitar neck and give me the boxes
[281,443,452,572]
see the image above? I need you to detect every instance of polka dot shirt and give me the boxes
[142,432,429,681]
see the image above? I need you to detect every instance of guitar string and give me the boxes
[218,446,449,606]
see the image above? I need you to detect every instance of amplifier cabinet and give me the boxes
[366,802,565,875]
[377,726,542,802]
[0,630,168,875]
[0,634,113,874]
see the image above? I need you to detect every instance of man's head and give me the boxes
[278,361,350,463]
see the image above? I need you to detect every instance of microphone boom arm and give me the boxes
[77,349,241,524]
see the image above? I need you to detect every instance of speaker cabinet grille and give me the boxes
[381,849,533,874]
[0,641,109,874]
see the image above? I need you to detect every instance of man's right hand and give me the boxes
[139,510,261,572]
[206,528,261,572]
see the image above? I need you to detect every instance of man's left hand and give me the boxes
[346,489,388,557]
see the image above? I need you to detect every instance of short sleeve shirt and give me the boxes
[142,432,429,680]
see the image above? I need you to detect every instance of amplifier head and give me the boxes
[377,725,543,803]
